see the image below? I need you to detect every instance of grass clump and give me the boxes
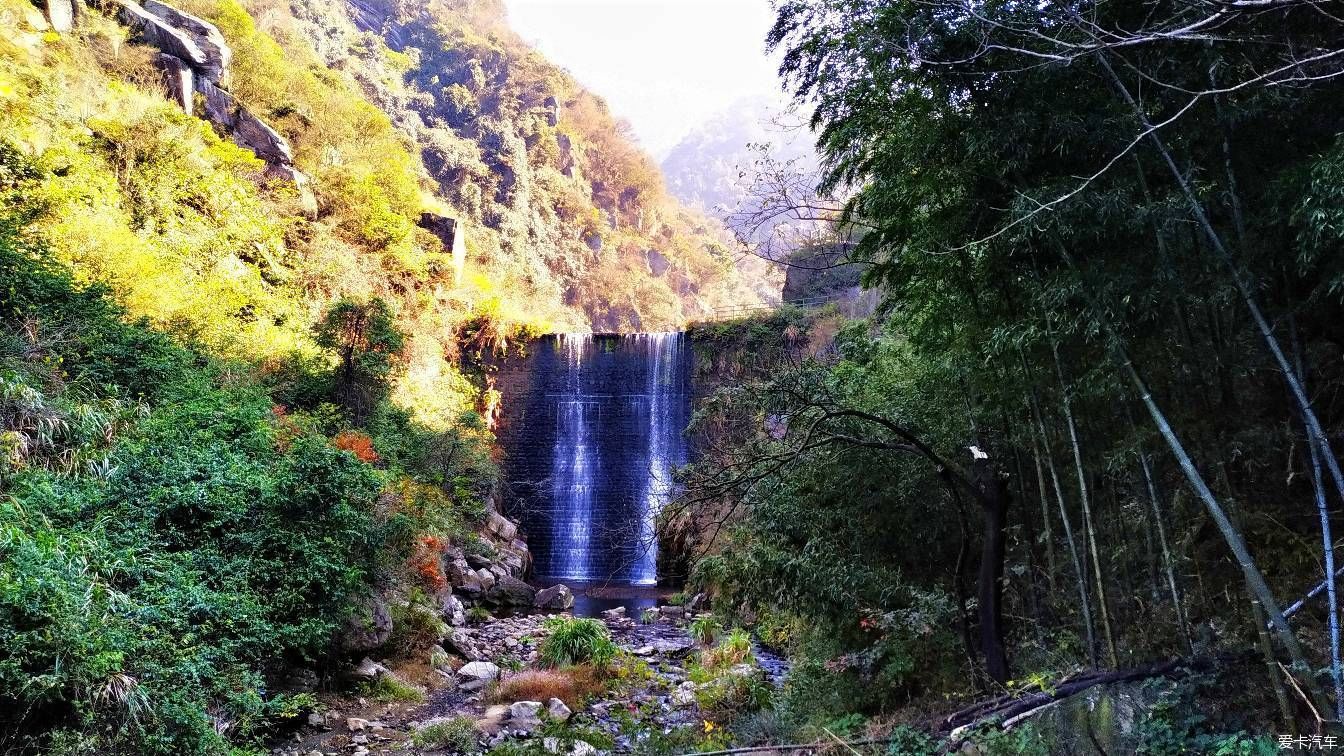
[467,606,492,625]
[689,615,723,647]
[413,715,479,752]
[704,628,754,669]
[361,674,426,703]
[489,670,580,706]
[537,618,618,669]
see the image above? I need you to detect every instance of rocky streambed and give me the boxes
[275,602,780,756]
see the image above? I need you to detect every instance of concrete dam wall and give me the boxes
[491,333,692,585]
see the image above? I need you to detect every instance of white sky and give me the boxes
[502,0,788,157]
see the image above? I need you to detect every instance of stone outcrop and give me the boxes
[417,213,466,284]
[142,0,231,83]
[534,584,574,610]
[340,595,392,652]
[112,0,207,68]
[153,52,193,112]
[485,574,536,607]
[198,80,293,163]
[100,0,313,205]
[42,0,78,32]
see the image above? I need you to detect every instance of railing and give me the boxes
[701,295,834,322]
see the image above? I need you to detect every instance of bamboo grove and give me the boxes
[677,0,1344,736]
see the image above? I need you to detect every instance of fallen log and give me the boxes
[938,652,1248,735]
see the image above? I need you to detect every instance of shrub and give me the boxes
[703,628,754,669]
[332,430,379,462]
[689,615,722,647]
[360,674,425,703]
[639,608,658,625]
[385,600,448,658]
[467,606,492,624]
[696,671,771,722]
[413,715,479,752]
[537,618,618,669]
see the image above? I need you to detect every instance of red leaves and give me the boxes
[332,430,379,462]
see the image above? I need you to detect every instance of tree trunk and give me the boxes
[974,460,1011,684]
[1052,339,1120,668]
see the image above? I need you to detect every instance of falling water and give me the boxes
[497,333,691,586]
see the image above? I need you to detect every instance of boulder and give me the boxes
[151,53,192,112]
[508,700,542,720]
[486,575,537,606]
[600,606,626,620]
[646,249,669,277]
[439,594,467,626]
[350,657,390,681]
[233,106,293,164]
[196,80,293,164]
[658,605,685,619]
[142,0,231,83]
[534,584,574,610]
[43,0,75,32]
[112,0,207,69]
[475,568,496,591]
[341,596,392,653]
[571,742,597,756]
[457,661,501,691]
[487,511,518,541]
[671,681,697,707]
[417,212,466,284]
[347,717,369,732]
[546,697,572,722]
[651,637,694,657]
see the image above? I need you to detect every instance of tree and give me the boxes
[314,298,405,424]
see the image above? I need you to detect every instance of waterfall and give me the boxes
[551,334,595,581]
[497,332,691,585]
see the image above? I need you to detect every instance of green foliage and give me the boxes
[689,614,722,646]
[314,297,405,423]
[414,716,479,752]
[536,617,618,669]
[885,725,938,756]
[467,605,492,625]
[360,674,425,703]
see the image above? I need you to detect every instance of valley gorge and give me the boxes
[6,0,1344,754]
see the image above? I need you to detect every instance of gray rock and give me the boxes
[600,606,626,620]
[571,742,598,756]
[341,597,392,653]
[111,0,207,69]
[475,568,497,591]
[457,660,501,689]
[508,700,542,720]
[141,0,231,83]
[439,594,467,626]
[43,0,74,32]
[487,512,518,541]
[446,629,484,661]
[658,606,685,619]
[671,681,697,707]
[486,575,537,606]
[534,584,574,610]
[196,80,293,164]
[232,106,293,163]
[547,697,572,722]
[347,717,369,732]
[151,53,192,112]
